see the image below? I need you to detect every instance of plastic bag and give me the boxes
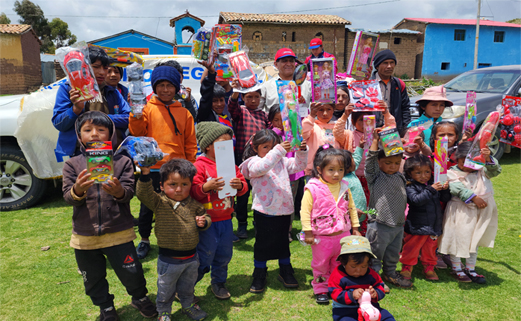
[127,62,146,118]
[499,96,521,149]
[276,80,303,151]
[464,111,501,170]
[55,41,99,102]
[86,141,114,184]
[310,57,336,104]
[211,24,242,81]
[192,27,212,61]
[115,136,165,167]
[378,127,404,156]
[348,79,384,111]
[228,50,258,89]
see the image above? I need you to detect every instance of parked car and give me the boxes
[409,65,521,159]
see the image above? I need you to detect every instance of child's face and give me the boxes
[105,67,121,87]
[316,104,334,123]
[204,133,232,161]
[378,154,402,175]
[80,121,110,144]
[409,165,432,185]
[244,92,261,110]
[212,97,226,115]
[457,158,476,173]
[254,141,275,158]
[91,60,108,85]
[435,124,458,148]
[344,256,370,278]
[155,80,177,103]
[271,112,283,130]
[161,172,191,202]
[354,116,364,132]
[422,101,446,119]
[317,158,345,184]
[404,141,420,154]
[336,88,349,110]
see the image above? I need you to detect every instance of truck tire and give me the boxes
[489,128,505,161]
[0,145,47,211]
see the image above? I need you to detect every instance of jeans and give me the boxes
[196,219,234,284]
[156,255,199,313]
[366,222,403,276]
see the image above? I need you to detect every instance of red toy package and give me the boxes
[499,95,521,149]
[228,50,257,90]
[348,79,384,111]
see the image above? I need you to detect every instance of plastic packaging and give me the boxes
[90,44,143,67]
[434,136,448,184]
[348,80,384,111]
[378,127,404,156]
[347,31,380,79]
[115,136,165,167]
[310,57,336,104]
[363,115,375,156]
[276,80,303,151]
[127,62,146,118]
[358,290,381,321]
[297,231,320,246]
[464,111,501,170]
[211,24,242,81]
[86,141,114,183]
[463,91,477,133]
[499,95,521,149]
[192,27,212,61]
[228,50,257,89]
[403,126,425,148]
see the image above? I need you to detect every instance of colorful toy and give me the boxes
[464,111,501,169]
[192,27,212,61]
[127,62,146,118]
[463,91,477,133]
[211,24,242,81]
[310,57,336,104]
[357,290,381,321]
[89,44,143,67]
[378,127,404,156]
[297,231,320,246]
[86,141,113,183]
[348,80,384,111]
[499,96,521,149]
[363,115,375,157]
[115,136,165,167]
[276,80,303,151]
[404,126,425,147]
[293,64,308,86]
[347,31,380,79]
[228,50,257,89]
[434,136,448,184]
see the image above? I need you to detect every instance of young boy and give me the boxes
[155,60,197,119]
[105,66,128,101]
[136,158,211,321]
[329,236,395,321]
[129,65,198,259]
[53,46,131,158]
[62,111,156,321]
[365,128,412,289]
[190,122,248,299]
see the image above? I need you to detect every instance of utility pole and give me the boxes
[473,0,481,69]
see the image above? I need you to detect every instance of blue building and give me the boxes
[88,29,174,55]
[169,11,205,55]
[394,18,521,81]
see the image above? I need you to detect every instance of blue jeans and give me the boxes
[332,307,395,321]
[156,255,199,313]
[196,219,233,284]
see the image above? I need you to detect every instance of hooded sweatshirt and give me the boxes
[302,115,340,176]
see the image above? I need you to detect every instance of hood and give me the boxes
[75,111,118,153]
[148,95,183,109]
[197,155,216,166]
[306,177,350,202]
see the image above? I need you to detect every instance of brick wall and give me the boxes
[55,60,66,79]
[21,32,42,91]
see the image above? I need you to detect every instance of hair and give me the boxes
[454,141,472,160]
[418,100,448,117]
[108,66,123,77]
[76,111,113,138]
[213,84,226,99]
[351,111,374,125]
[243,89,262,97]
[160,158,197,184]
[156,60,183,77]
[429,121,461,150]
[88,46,109,67]
[268,105,281,123]
[338,252,372,266]
[342,149,354,173]
[403,154,433,183]
[312,144,345,178]
[242,129,281,161]
[337,85,349,98]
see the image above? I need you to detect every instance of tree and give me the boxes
[0,12,11,24]
[49,18,76,48]
[507,18,521,25]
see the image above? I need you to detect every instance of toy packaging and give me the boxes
[214,139,237,199]
[347,31,380,79]
[211,24,242,81]
[434,136,448,184]
[348,80,384,111]
[293,64,309,117]
[228,50,258,90]
[90,44,143,67]
[310,57,336,104]
[463,91,477,133]
[86,141,114,183]
[127,62,146,118]
[499,95,521,149]
[56,41,99,102]
[297,231,320,246]
[192,27,212,61]
[464,111,501,170]
[358,290,381,321]
[404,126,425,147]
[276,80,303,151]
[363,115,375,156]
[378,127,404,156]
[115,136,165,167]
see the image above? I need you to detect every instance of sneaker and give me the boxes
[315,293,330,304]
[277,264,299,288]
[211,283,231,300]
[174,293,200,304]
[383,272,413,288]
[383,282,390,293]
[423,265,439,281]
[183,304,207,321]
[250,267,268,293]
[400,265,413,280]
[136,241,151,260]
[232,233,240,243]
[237,225,248,239]
[131,296,158,318]
[157,312,171,321]
[451,270,472,283]
[100,306,119,321]
[435,254,447,269]
[464,269,486,284]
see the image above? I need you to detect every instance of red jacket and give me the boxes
[305,51,338,74]
[191,156,248,222]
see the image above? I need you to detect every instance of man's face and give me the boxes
[91,60,108,85]
[274,57,296,80]
[311,47,323,57]
[377,59,396,79]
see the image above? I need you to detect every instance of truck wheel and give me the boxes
[488,128,505,161]
[0,146,47,211]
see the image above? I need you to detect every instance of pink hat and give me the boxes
[309,38,322,49]
[274,48,297,61]
[415,85,453,106]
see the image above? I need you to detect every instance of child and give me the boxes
[438,142,501,284]
[239,129,308,293]
[331,83,350,123]
[300,145,360,304]
[136,158,211,321]
[399,131,432,172]
[329,236,395,321]
[62,111,156,321]
[429,121,474,170]
[400,155,451,281]
[155,60,197,119]
[190,122,248,299]
[365,128,412,288]
[105,66,128,100]
[129,65,198,260]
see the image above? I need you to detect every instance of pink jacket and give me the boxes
[306,178,351,235]
[302,115,340,176]
[240,144,307,215]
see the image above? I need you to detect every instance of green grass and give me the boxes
[1,149,520,321]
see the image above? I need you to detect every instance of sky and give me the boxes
[2,0,521,44]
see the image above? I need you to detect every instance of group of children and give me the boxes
[61,53,501,321]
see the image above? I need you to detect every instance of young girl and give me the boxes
[438,142,501,284]
[343,140,369,236]
[399,131,432,173]
[300,145,360,304]
[430,121,473,169]
[239,129,308,293]
[400,155,451,281]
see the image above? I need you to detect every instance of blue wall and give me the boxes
[91,31,173,55]
[422,24,521,80]
[174,17,203,55]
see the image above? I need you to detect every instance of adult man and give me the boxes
[304,38,337,74]
[370,49,411,135]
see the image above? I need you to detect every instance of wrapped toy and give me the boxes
[56,41,99,102]
[296,231,320,246]
[378,127,404,156]
[349,80,384,111]
[228,50,257,89]
[276,80,303,151]
[86,141,114,183]
[192,27,212,61]
[363,115,375,156]
[357,290,381,321]
[499,95,521,149]
[115,136,165,167]
[347,31,380,79]
[404,126,425,148]
[211,24,242,81]
[310,57,336,104]
[434,136,448,184]
[464,111,501,170]
[90,44,143,67]
[127,62,146,118]
[463,91,477,133]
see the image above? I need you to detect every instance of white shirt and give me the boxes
[260,77,312,115]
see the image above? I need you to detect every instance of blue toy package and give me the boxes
[276,80,303,151]
[115,136,165,167]
[192,27,212,61]
[127,62,146,118]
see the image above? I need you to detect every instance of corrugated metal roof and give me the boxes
[349,28,421,34]
[0,24,32,34]
[219,12,350,25]
[400,18,521,28]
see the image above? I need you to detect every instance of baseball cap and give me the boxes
[274,48,297,61]
[336,236,377,261]
[309,38,323,49]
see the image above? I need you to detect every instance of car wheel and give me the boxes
[0,145,47,211]
[488,128,505,161]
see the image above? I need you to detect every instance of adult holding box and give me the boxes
[304,38,338,74]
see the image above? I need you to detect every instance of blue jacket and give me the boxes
[52,82,131,158]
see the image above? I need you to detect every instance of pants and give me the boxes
[289,178,303,232]
[311,231,350,294]
[156,255,199,313]
[234,179,251,227]
[253,211,291,261]
[366,222,403,276]
[196,219,233,285]
[75,241,148,310]
[138,171,161,239]
[400,233,438,267]
[332,306,395,321]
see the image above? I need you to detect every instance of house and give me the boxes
[88,29,174,55]
[394,18,521,81]
[218,12,350,69]
[0,24,42,94]
[170,11,205,55]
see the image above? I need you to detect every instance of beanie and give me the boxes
[151,65,181,94]
[196,122,234,153]
[372,49,397,69]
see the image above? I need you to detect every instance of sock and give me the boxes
[279,257,291,266]
[450,255,463,272]
[254,260,267,269]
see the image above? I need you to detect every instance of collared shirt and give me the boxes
[260,76,312,113]
[376,72,392,107]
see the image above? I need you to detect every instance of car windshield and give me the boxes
[444,69,520,94]
[239,69,253,79]
[66,59,83,72]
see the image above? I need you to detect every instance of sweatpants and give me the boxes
[75,241,148,310]
[400,233,438,267]
[137,171,161,239]
[156,255,199,313]
[196,219,233,284]
[311,231,350,294]
[366,222,403,276]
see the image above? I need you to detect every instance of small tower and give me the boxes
[170,10,205,55]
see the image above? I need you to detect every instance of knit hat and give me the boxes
[372,49,397,69]
[196,122,234,152]
[336,236,377,261]
[151,65,181,94]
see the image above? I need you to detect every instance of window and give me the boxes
[315,32,324,40]
[282,31,287,42]
[394,37,401,45]
[494,31,505,43]
[478,63,491,68]
[441,62,450,70]
[292,32,296,42]
[454,29,466,41]
[253,31,262,41]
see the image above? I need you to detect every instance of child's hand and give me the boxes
[368,286,377,299]
[431,182,444,191]
[442,182,449,190]
[185,87,192,100]
[461,128,473,142]
[230,79,240,99]
[134,161,151,175]
[304,231,315,245]
[203,177,225,192]
[69,88,85,114]
[197,60,215,74]
[352,227,362,236]
[280,141,292,153]
[102,177,125,199]
[378,100,389,114]
[299,139,307,151]
[229,177,243,190]
[480,147,492,163]
[352,288,365,300]
[298,95,306,104]
[357,208,365,218]
[344,103,355,117]
[413,135,424,147]
[472,196,488,209]
[359,135,366,149]
[369,128,381,151]
[195,215,206,228]
[73,169,94,196]
[310,102,321,118]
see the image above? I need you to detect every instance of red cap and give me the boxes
[309,38,322,49]
[274,48,297,61]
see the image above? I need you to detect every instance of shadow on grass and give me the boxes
[479,257,520,274]
[499,148,520,165]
